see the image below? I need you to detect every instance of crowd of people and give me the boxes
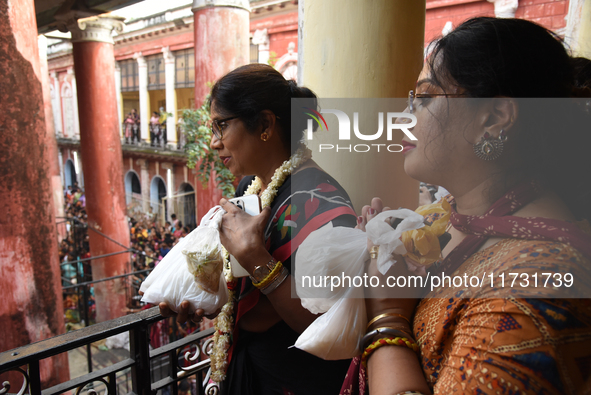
[129,213,191,274]
[59,182,90,282]
[58,179,195,325]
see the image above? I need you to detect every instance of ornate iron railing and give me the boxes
[0,307,219,395]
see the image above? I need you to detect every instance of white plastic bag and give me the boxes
[293,210,425,360]
[140,206,229,315]
[294,223,368,360]
[365,209,425,274]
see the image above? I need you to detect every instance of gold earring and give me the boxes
[261,132,269,142]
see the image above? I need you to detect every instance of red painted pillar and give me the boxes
[69,16,131,322]
[0,0,69,387]
[192,0,250,219]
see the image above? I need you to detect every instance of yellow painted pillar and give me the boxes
[300,0,426,212]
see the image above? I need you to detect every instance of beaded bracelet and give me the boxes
[361,337,419,367]
[361,327,416,350]
[252,261,284,289]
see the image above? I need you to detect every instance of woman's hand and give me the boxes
[356,198,430,395]
[218,198,272,274]
[158,300,220,324]
[357,198,421,326]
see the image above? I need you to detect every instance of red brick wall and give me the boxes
[515,0,568,31]
[425,0,569,45]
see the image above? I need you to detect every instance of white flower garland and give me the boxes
[209,145,312,382]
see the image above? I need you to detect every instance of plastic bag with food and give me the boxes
[294,223,368,360]
[140,206,228,315]
[294,210,426,360]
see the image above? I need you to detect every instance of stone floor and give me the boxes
[68,342,130,379]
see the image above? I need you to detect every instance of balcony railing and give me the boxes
[0,307,219,395]
[121,123,188,151]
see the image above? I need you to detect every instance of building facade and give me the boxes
[46,0,301,226]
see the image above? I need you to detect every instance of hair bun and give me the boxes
[287,79,299,97]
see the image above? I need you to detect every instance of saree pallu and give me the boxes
[221,167,357,395]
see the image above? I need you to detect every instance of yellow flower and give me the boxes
[401,199,451,267]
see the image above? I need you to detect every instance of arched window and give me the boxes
[178,182,196,229]
[64,159,77,189]
[124,171,141,204]
[150,176,167,215]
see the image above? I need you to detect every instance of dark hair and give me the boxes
[426,17,591,220]
[209,64,318,152]
[572,56,591,90]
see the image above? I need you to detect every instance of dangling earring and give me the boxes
[261,132,269,142]
[473,129,507,161]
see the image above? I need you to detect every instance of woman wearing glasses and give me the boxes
[166,64,357,394]
[342,17,591,395]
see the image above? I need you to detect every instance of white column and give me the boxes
[487,0,518,18]
[58,151,64,187]
[67,67,81,137]
[252,29,270,64]
[51,71,63,136]
[135,52,149,142]
[162,46,177,147]
[162,162,174,221]
[114,61,123,139]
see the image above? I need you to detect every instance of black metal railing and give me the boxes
[121,122,189,150]
[0,307,218,395]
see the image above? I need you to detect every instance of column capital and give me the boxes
[162,46,175,64]
[50,70,58,79]
[487,0,518,18]
[60,15,125,44]
[134,52,147,67]
[192,0,250,12]
[252,28,269,45]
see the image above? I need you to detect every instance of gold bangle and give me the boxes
[252,261,283,289]
[367,312,410,329]
[370,245,379,259]
[373,326,414,340]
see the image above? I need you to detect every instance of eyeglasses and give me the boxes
[408,90,468,114]
[211,116,239,140]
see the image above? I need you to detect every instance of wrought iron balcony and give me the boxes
[0,307,219,395]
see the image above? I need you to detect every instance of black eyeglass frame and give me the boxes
[408,90,468,114]
[211,115,239,140]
